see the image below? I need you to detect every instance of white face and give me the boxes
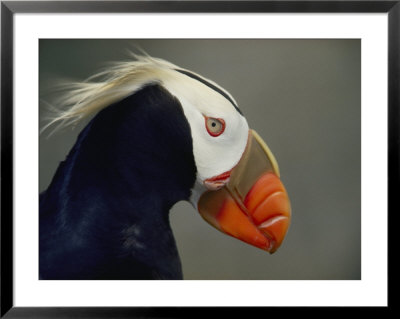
[162,70,250,206]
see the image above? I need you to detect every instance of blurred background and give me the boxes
[39,39,361,280]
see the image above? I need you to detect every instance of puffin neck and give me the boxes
[40,84,196,279]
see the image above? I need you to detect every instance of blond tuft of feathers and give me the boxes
[40,54,182,134]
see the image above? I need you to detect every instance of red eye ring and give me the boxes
[204,116,226,137]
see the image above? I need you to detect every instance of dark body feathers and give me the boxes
[40,84,197,279]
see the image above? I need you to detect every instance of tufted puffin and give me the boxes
[39,55,291,280]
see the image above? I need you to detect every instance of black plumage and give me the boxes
[40,84,196,279]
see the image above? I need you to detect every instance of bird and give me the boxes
[39,55,291,280]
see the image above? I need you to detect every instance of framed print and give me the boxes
[1,0,396,317]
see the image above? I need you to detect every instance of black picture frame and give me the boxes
[1,0,396,317]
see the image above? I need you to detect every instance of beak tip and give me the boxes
[259,215,290,253]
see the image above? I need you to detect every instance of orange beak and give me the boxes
[197,130,291,253]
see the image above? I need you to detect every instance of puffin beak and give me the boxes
[198,130,291,253]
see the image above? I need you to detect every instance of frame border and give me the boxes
[1,0,396,317]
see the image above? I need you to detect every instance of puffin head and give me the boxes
[162,64,291,253]
[50,55,291,254]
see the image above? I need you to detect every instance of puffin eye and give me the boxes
[205,117,225,137]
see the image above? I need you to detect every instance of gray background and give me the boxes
[39,39,361,280]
